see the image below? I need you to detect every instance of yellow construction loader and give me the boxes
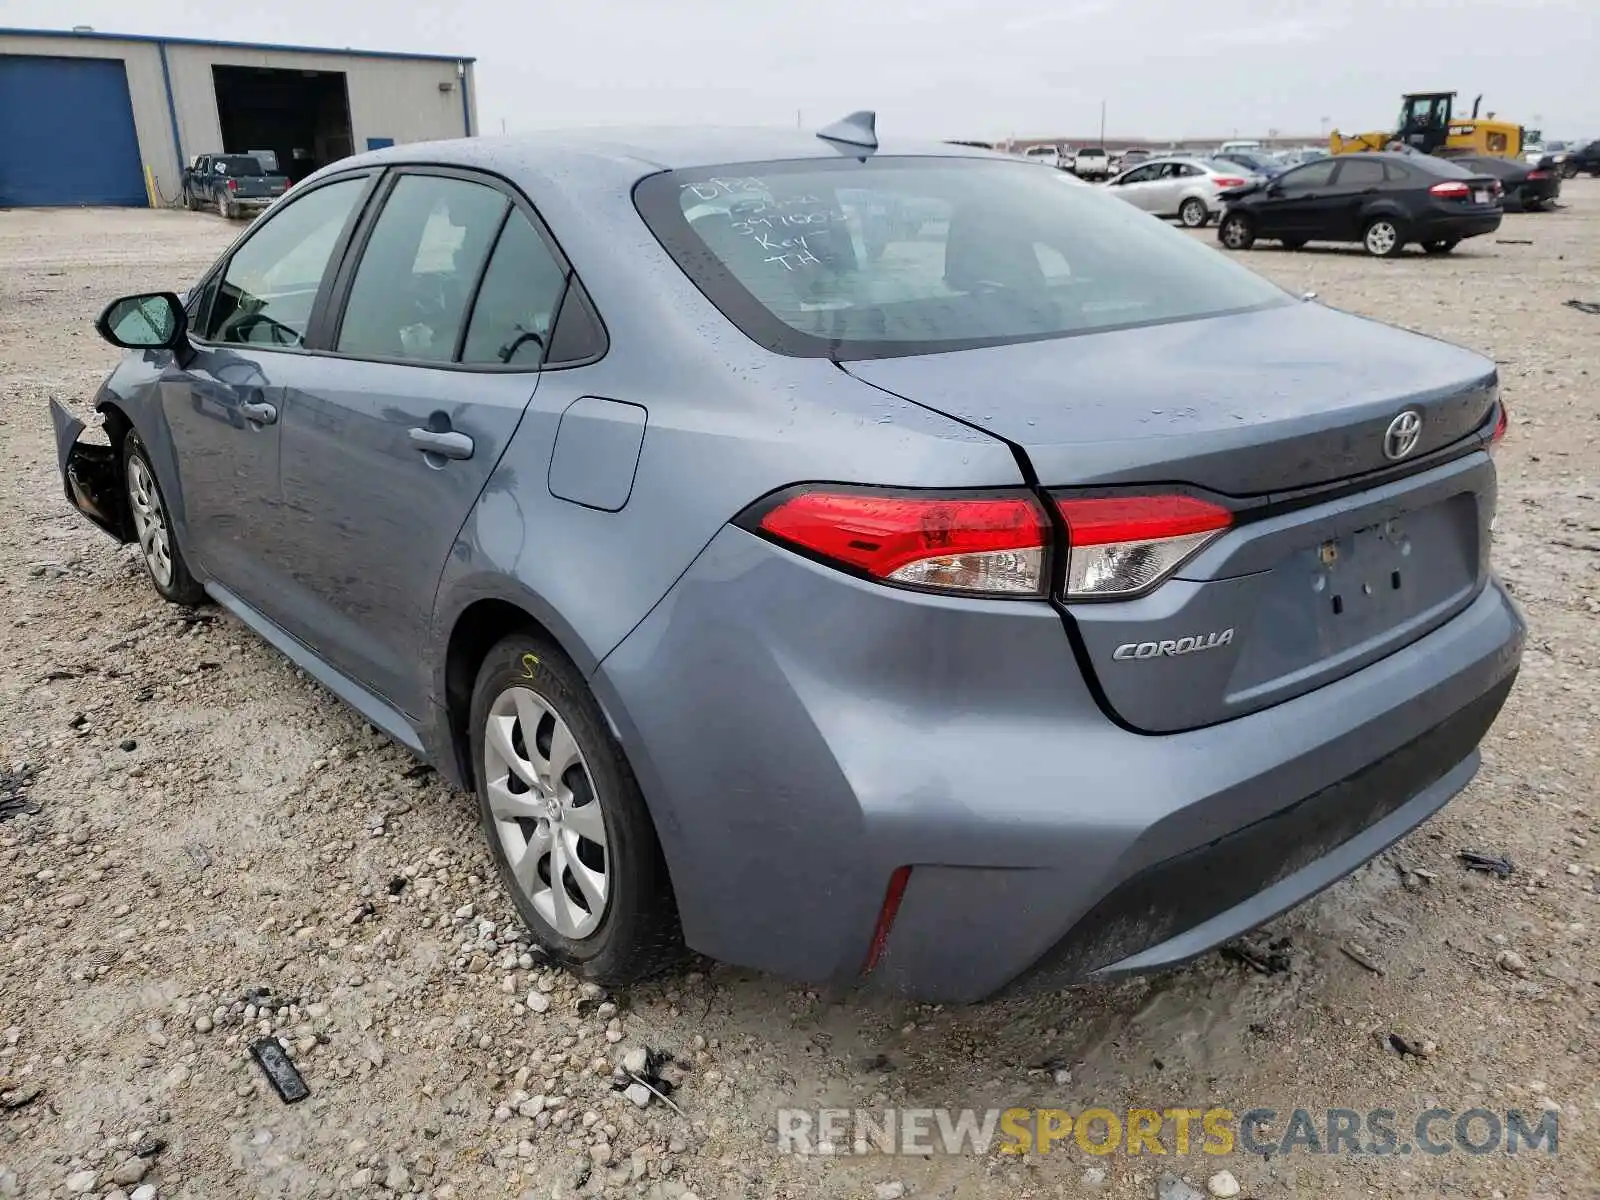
[1330,92,1524,160]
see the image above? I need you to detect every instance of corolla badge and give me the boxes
[1113,629,1235,661]
[1383,409,1424,461]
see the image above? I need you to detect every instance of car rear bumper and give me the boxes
[1416,207,1502,240]
[595,526,1524,1004]
[1514,178,1561,205]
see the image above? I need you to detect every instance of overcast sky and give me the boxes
[5,0,1595,141]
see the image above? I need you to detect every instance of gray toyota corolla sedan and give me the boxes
[52,115,1523,1003]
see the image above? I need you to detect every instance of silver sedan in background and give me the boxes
[1101,156,1261,227]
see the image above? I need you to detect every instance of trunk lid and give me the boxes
[842,300,1496,497]
[843,301,1500,732]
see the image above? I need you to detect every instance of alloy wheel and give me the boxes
[1221,216,1250,249]
[1180,198,1207,227]
[127,456,175,589]
[1365,220,1398,256]
[482,686,609,939]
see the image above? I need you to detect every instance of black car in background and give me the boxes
[1217,152,1502,257]
[1444,153,1560,211]
[1564,139,1600,178]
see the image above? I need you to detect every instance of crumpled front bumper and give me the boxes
[49,399,131,543]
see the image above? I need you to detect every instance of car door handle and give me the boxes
[409,427,474,460]
[240,401,277,425]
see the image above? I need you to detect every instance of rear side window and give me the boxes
[337,175,508,363]
[202,176,366,347]
[217,155,265,176]
[460,212,569,366]
[636,157,1287,360]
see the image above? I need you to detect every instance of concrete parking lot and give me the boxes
[1,190,1596,1200]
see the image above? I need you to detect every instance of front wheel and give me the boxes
[1218,212,1255,250]
[124,430,206,606]
[470,633,683,984]
[1363,217,1405,257]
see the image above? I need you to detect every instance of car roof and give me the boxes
[342,127,1004,179]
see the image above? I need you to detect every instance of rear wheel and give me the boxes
[470,632,683,983]
[124,430,206,606]
[1560,162,1577,179]
[1363,217,1405,257]
[1422,239,1460,255]
[1178,197,1209,228]
[1218,212,1255,250]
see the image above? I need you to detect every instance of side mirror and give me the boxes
[95,292,187,352]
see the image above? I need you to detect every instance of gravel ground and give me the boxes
[1,190,1596,1200]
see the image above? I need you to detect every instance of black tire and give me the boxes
[1422,239,1460,255]
[1179,197,1209,228]
[1523,199,1543,213]
[1281,238,1307,250]
[122,430,206,606]
[1559,162,1577,179]
[1362,217,1406,257]
[470,632,683,984]
[1218,212,1255,250]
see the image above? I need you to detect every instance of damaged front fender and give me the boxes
[49,399,132,544]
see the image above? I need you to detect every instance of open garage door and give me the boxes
[213,65,354,185]
[0,55,148,207]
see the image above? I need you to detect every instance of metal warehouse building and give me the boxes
[0,27,477,208]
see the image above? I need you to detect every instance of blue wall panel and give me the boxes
[0,54,147,207]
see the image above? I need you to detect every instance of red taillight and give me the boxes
[755,490,1049,596]
[226,178,238,192]
[1212,176,1247,189]
[864,866,912,974]
[1429,180,1470,199]
[1054,494,1233,598]
[1528,169,1549,180]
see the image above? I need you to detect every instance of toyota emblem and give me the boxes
[1383,410,1423,461]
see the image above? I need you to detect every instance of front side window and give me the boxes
[202,176,366,347]
[336,174,508,363]
[460,211,569,366]
[636,156,1288,359]
[1335,159,1385,187]
[1279,160,1337,190]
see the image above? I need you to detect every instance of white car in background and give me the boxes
[1101,156,1259,227]
[1024,144,1064,169]
[1072,147,1112,179]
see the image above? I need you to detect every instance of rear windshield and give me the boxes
[1410,155,1476,178]
[217,156,265,176]
[635,157,1288,360]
